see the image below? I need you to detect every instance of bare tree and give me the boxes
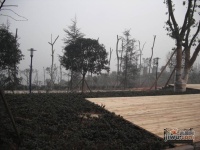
[138,41,146,85]
[20,69,30,88]
[149,35,156,75]
[46,64,58,86]
[48,34,59,89]
[120,29,138,89]
[116,35,121,85]
[108,48,113,74]
[119,39,124,73]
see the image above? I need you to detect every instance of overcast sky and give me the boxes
[0,0,199,81]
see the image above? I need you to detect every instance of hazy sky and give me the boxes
[0,0,199,81]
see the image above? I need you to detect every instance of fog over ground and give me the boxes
[0,0,199,82]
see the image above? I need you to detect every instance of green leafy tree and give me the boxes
[0,25,23,89]
[60,38,109,92]
[63,17,85,90]
[164,0,200,92]
[63,17,84,45]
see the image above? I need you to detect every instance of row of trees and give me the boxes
[3,65,200,92]
[48,0,200,93]
[0,20,149,92]
[1,0,200,93]
[59,18,148,92]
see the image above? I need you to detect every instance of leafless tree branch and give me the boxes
[0,0,6,10]
[189,42,200,68]
[180,0,193,37]
[189,21,200,48]
[1,8,28,21]
[167,0,179,39]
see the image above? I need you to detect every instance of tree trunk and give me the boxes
[182,47,190,84]
[124,53,128,89]
[174,45,186,92]
[119,40,124,73]
[116,35,120,86]
[182,69,189,84]
[51,50,54,90]
[81,73,86,93]
[70,70,72,90]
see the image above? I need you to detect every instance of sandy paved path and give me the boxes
[87,94,200,142]
[186,84,200,90]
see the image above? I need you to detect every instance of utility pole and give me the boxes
[28,48,36,94]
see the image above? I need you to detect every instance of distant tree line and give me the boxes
[1,0,200,92]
